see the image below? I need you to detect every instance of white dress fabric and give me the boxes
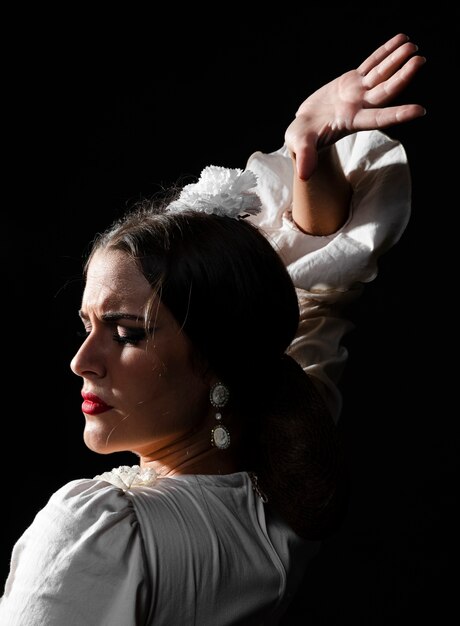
[0,130,411,625]
[1,472,316,625]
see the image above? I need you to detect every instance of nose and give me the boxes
[70,331,106,379]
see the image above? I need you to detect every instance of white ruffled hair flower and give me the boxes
[166,165,262,218]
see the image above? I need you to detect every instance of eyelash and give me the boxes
[77,328,148,346]
[113,329,147,346]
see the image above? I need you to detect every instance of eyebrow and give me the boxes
[78,310,146,323]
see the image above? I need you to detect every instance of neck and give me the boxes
[137,429,241,477]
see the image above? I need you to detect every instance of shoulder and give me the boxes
[49,476,136,521]
[47,464,159,520]
[13,477,142,563]
[1,478,149,624]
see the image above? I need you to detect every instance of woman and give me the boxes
[0,34,425,625]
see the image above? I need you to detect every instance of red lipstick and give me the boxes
[81,392,113,415]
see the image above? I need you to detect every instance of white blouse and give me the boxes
[0,130,411,625]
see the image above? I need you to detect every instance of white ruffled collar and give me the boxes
[94,464,158,491]
[94,464,268,502]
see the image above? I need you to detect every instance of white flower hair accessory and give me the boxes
[166,165,262,218]
[94,464,158,491]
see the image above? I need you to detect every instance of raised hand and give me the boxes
[285,33,426,180]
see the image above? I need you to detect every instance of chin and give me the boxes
[83,430,124,455]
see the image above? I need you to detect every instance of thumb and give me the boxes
[295,147,319,181]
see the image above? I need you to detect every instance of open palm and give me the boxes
[285,33,426,180]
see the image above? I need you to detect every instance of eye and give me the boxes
[113,327,147,346]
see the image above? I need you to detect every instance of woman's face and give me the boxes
[70,248,211,457]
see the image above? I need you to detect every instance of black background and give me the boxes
[2,5,458,624]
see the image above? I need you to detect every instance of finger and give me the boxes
[357,33,411,76]
[355,104,426,129]
[364,55,426,106]
[363,42,422,89]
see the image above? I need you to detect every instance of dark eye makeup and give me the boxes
[113,328,148,346]
[76,326,151,347]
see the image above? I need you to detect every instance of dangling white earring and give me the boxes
[210,382,230,450]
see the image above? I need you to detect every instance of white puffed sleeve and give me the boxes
[0,479,150,626]
[246,130,411,421]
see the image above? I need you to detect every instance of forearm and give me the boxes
[291,145,352,236]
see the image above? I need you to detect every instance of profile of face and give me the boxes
[70,248,212,457]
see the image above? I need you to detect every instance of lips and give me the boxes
[81,391,113,415]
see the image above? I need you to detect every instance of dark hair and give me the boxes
[86,200,348,539]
